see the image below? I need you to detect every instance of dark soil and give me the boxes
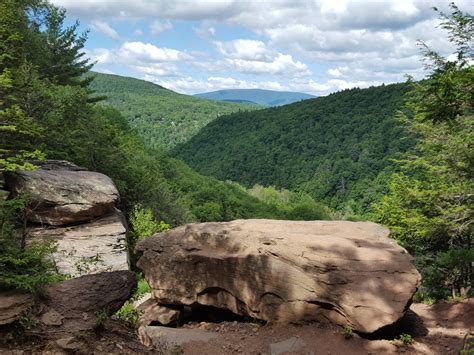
[1,300,472,354]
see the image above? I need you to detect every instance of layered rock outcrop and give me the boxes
[0,291,34,325]
[136,219,421,333]
[5,161,119,226]
[3,160,129,276]
[38,271,136,332]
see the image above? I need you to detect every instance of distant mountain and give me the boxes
[175,83,414,213]
[194,89,315,107]
[89,72,258,149]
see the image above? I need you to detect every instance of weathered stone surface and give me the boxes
[5,162,119,226]
[136,299,181,326]
[27,210,129,276]
[0,291,34,325]
[40,309,64,326]
[39,271,136,332]
[136,219,421,333]
[55,336,84,350]
[139,326,218,348]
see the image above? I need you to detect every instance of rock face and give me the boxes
[0,291,34,325]
[38,271,136,332]
[41,271,136,315]
[4,160,129,276]
[27,210,128,276]
[136,219,421,333]
[5,162,119,226]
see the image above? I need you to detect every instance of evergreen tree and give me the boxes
[374,3,473,299]
[0,0,44,171]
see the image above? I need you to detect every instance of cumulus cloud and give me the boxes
[150,20,172,36]
[117,42,192,62]
[132,63,180,77]
[84,48,115,64]
[54,0,473,94]
[89,20,120,40]
[210,39,311,77]
[51,0,243,20]
[193,26,216,39]
[214,40,271,61]
[226,54,310,77]
[84,42,192,78]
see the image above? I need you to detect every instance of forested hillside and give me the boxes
[0,0,332,291]
[195,89,315,106]
[89,73,259,149]
[175,83,413,213]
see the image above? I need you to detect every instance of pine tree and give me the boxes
[374,3,473,299]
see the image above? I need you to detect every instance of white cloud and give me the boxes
[150,20,172,36]
[84,42,191,78]
[117,42,192,63]
[133,28,144,36]
[57,0,474,94]
[193,26,216,39]
[132,63,180,77]
[215,39,271,61]
[328,68,344,78]
[51,0,244,20]
[211,39,311,77]
[90,20,120,40]
[226,54,310,77]
[84,48,115,64]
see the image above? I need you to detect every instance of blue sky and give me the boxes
[51,0,472,95]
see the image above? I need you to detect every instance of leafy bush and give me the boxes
[114,301,142,329]
[130,204,170,239]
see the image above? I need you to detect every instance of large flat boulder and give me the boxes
[136,219,421,333]
[5,161,119,226]
[27,210,129,276]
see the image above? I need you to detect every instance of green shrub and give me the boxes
[130,204,170,239]
[95,308,109,329]
[136,276,151,297]
[342,325,354,339]
[114,301,142,329]
[19,307,39,330]
[0,198,63,292]
[398,333,413,344]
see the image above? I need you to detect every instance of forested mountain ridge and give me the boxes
[194,89,315,106]
[1,0,335,293]
[174,83,414,213]
[89,72,259,149]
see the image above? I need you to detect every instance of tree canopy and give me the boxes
[374,3,473,299]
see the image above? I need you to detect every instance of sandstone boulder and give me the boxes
[136,219,421,333]
[39,271,136,332]
[5,161,119,226]
[136,299,181,327]
[27,210,129,276]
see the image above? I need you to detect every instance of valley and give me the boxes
[1,1,472,354]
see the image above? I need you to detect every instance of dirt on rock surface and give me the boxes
[0,300,472,354]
